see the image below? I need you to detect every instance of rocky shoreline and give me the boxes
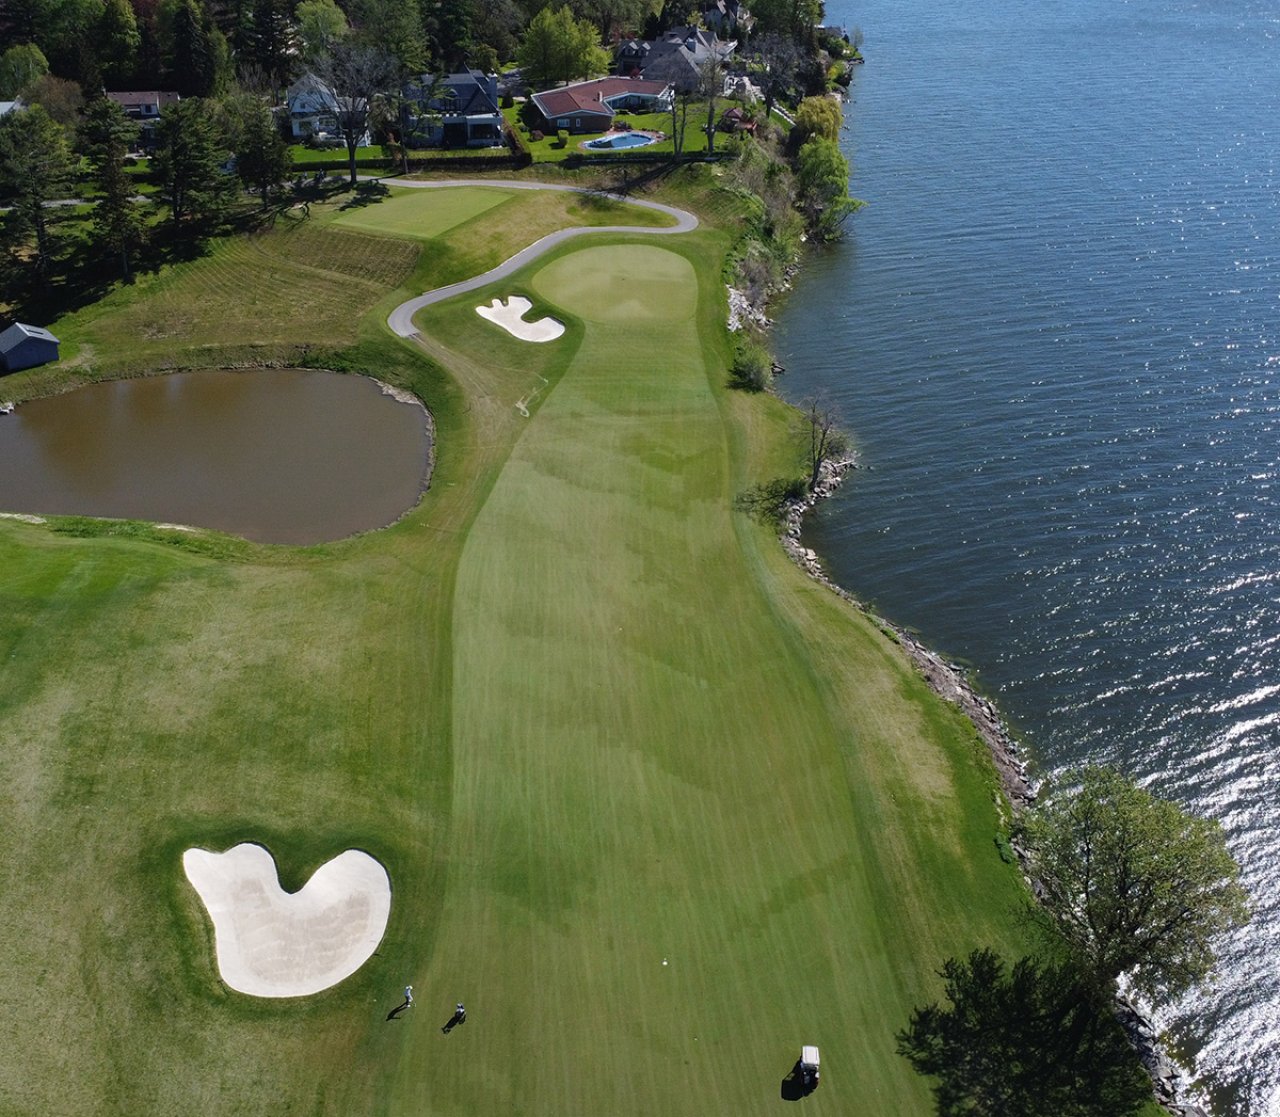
[776,453,1036,809]
[733,272,1210,1116]
[778,451,1209,1117]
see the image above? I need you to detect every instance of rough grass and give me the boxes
[0,182,1037,1115]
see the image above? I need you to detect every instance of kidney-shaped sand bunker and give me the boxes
[183,843,391,998]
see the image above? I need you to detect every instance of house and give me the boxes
[402,69,504,148]
[0,322,60,374]
[702,0,753,38]
[530,77,673,134]
[285,73,371,145]
[105,91,181,121]
[0,100,23,118]
[615,28,736,92]
[104,91,181,148]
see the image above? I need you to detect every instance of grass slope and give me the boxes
[0,183,1031,1115]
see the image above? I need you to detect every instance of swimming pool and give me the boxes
[583,131,659,150]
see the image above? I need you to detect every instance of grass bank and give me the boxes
[0,173,1031,1115]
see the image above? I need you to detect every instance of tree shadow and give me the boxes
[897,949,1152,1117]
[339,181,390,210]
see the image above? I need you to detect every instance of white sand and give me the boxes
[476,295,565,342]
[183,843,391,998]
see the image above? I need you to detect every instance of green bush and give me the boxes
[556,128,569,148]
[730,335,773,391]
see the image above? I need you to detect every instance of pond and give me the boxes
[0,369,432,545]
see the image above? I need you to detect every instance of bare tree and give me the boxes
[669,88,694,164]
[799,395,849,491]
[314,41,396,185]
[755,31,799,120]
[698,51,726,155]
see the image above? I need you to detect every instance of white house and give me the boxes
[286,73,371,145]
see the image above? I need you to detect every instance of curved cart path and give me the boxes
[382,179,698,338]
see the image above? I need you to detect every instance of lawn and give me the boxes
[0,179,1034,1115]
[503,104,716,163]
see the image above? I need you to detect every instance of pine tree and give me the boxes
[232,97,292,208]
[152,98,235,232]
[0,105,75,282]
[79,97,146,280]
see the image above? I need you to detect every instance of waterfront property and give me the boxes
[285,72,371,145]
[0,322,59,373]
[615,27,737,92]
[401,69,505,148]
[529,77,673,133]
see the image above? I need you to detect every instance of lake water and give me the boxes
[0,369,432,545]
[773,0,1280,1111]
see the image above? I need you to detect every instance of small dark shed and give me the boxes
[0,322,60,373]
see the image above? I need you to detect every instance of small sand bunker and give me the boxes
[476,295,565,342]
[183,843,391,998]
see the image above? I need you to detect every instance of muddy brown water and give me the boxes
[0,369,432,545]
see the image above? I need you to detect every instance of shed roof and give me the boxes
[0,322,60,351]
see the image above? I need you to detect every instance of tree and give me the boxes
[352,0,428,73]
[424,0,476,73]
[295,0,349,64]
[0,105,75,281]
[97,0,142,88]
[230,96,291,208]
[791,93,841,146]
[313,41,397,186]
[795,136,858,241]
[0,43,49,99]
[516,5,610,89]
[152,97,235,231]
[20,73,84,127]
[698,51,725,155]
[798,394,848,491]
[161,0,232,97]
[897,949,1151,1117]
[244,0,294,91]
[1023,766,1250,1004]
[754,31,798,120]
[669,87,694,164]
[79,97,146,280]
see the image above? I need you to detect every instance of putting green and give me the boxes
[333,186,515,240]
[533,244,698,324]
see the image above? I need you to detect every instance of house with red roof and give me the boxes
[529,77,673,135]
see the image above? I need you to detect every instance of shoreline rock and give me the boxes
[780,458,1210,1115]
[778,454,1036,809]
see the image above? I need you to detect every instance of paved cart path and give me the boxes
[382,179,698,338]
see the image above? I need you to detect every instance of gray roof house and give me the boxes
[402,69,504,148]
[286,73,372,145]
[0,322,60,373]
[0,100,24,118]
[615,28,736,92]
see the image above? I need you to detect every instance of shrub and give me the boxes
[556,128,568,148]
[730,335,773,391]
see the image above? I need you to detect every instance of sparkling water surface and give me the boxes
[773,0,1280,1110]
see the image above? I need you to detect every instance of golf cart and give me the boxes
[800,1045,820,1090]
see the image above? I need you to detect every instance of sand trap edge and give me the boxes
[476,295,565,343]
[183,842,391,998]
